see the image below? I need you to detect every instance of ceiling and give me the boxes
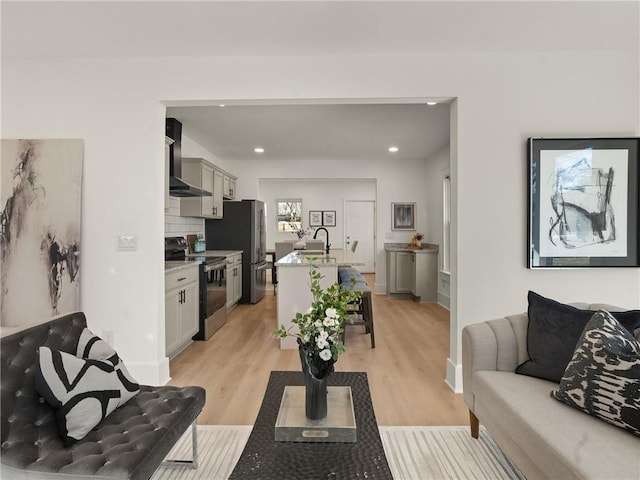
[167,102,451,163]
[3,1,636,164]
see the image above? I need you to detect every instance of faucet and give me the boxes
[313,227,331,254]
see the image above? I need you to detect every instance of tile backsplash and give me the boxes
[164,196,204,238]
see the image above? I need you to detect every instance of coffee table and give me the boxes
[229,371,393,479]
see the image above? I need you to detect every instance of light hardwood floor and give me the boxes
[168,274,469,426]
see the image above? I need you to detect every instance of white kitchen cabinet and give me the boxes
[165,264,199,359]
[179,158,214,218]
[387,251,413,294]
[387,250,437,302]
[412,252,438,302]
[226,253,242,309]
[223,173,237,199]
[212,168,224,219]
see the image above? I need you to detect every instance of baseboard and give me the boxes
[445,357,463,393]
[373,282,386,295]
[129,357,171,386]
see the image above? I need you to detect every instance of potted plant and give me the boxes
[273,264,361,419]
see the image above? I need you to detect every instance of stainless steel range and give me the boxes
[165,237,228,340]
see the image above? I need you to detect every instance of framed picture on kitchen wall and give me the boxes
[309,210,323,227]
[392,202,416,230]
[322,210,336,227]
[528,137,640,268]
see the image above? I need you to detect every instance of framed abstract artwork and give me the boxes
[1,139,84,326]
[528,137,639,268]
[392,202,416,231]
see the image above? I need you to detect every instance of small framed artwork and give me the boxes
[309,210,323,227]
[392,202,416,230]
[528,137,639,268]
[322,210,336,227]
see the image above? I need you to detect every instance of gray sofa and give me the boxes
[1,312,205,479]
[462,302,640,480]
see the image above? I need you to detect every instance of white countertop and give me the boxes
[188,249,243,258]
[276,249,364,267]
[384,242,439,253]
[164,260,200,273]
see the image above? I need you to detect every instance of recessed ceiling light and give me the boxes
[388,146,399,153]
[218,104,226,107]
[254,147,265,154]
[426,101,437,106]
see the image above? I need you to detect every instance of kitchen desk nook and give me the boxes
[276,250,353,350]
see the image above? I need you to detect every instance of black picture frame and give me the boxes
[528,137,639,268]
[309,210,323,227]
[392,202,416,231]
[322,210,336,227]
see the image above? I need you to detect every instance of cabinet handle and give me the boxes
[177,277,186,282]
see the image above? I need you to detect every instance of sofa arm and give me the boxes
[462,313,529,410]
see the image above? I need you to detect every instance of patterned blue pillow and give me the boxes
[551,311,640,437]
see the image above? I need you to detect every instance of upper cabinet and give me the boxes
[223,173,237,200]
[178,158,230,219]
[212,168,224,219]
[179,158,215,218]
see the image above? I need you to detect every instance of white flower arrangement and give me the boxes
[273,264,361,378]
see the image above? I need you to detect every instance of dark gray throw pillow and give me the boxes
[551,311,640,437]
[515,291,640,383]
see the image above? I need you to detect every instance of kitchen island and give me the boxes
[276,250,353,349]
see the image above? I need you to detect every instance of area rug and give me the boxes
[152,425,525,480]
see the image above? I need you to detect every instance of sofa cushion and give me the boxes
[36,346,138,444]
[472,370,640,480]
[516,291,640,382]
[551,310,640,436]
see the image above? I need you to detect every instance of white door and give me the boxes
[344,200,375,273]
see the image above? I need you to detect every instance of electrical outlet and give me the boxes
[102,330,114,346]
[116,234,137,251]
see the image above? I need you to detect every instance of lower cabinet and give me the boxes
[387,251,413,294]
[387,250,437,302]
[165,265,199,359]
[226,253,243,310]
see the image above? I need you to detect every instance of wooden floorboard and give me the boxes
[168,274,469,426]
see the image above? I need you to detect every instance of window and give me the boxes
[276,199,302,233]
[442,176,451,273]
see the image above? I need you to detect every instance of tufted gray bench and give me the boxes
[338,267,375,348]
[1,312,205,480]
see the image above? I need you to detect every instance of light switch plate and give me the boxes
[116,234,137,251]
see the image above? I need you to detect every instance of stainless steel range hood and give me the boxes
[166,117,212,198]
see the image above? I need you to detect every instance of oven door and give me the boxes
[195,262,228,340]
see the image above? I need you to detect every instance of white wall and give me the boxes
[3,49,638,389]
[234,156,428,293]
[258,178,376,250]
[424,143,451,309]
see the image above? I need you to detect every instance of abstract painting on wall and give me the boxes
[528,137,639,268]
[1,139,83,326]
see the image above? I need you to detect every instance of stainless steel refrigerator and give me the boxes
[205,200,267,304]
